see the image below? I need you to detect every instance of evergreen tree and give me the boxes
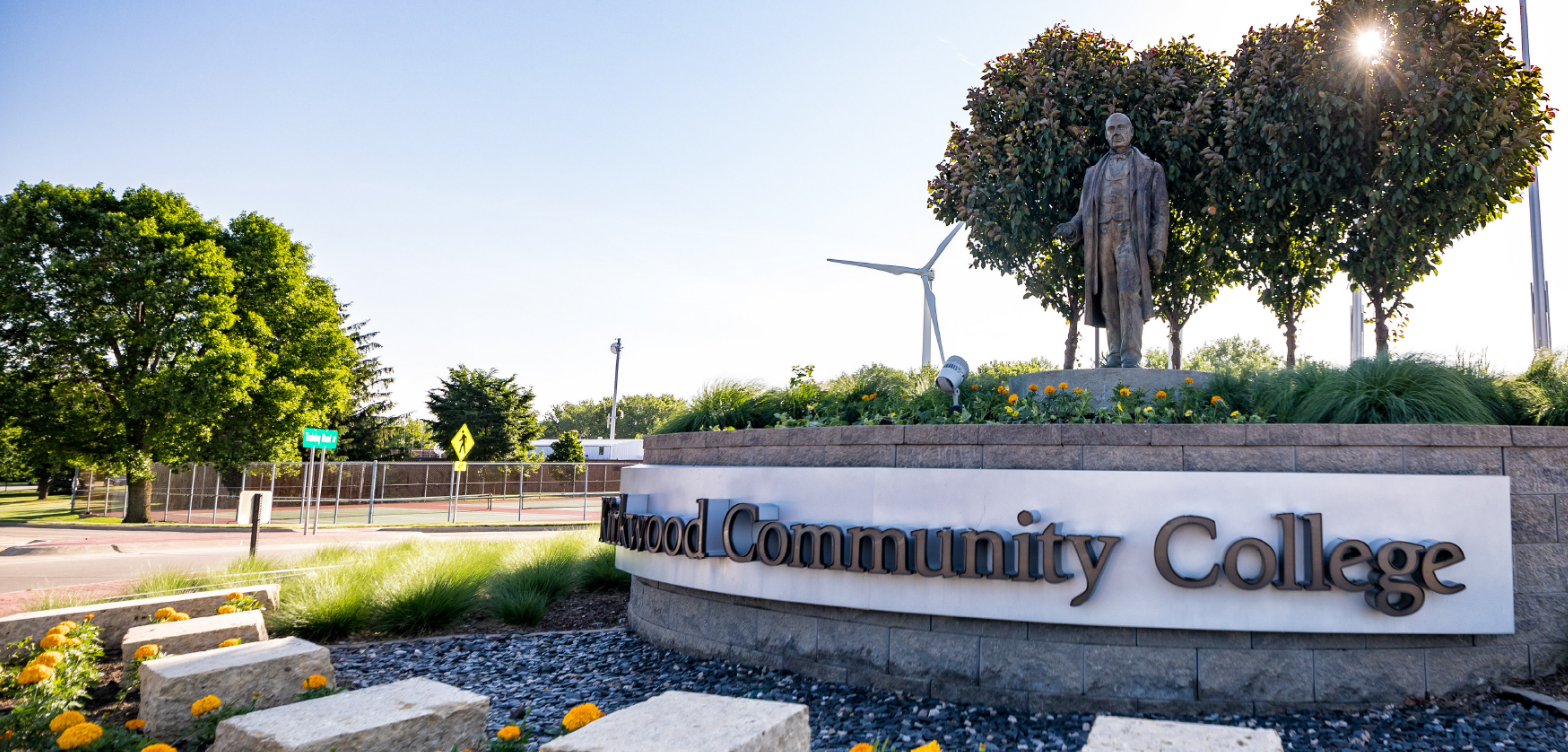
[547,430,587,464]
[426,366,541,461]
[331,309,400,460]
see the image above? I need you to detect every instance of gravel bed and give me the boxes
[330,629,1568,751]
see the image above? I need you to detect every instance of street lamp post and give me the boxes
[608,339,623,440]
[1522,0,1552,351]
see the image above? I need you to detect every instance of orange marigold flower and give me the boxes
[218,605,237,615]
[1007,394,1019,405]
[133,645,160,661]
[849,745,875,752]
[55,722,101,749]
[30,651,65,668]
[1028,384,1038,392]
[1043,385,1057,395]
[1058,382,1069,390]
[38,634,68,649]
[912,742,942,752]
[218,638,242,648]
[970,384,978,390]
[1210,395,1224,405]
[497,726,522,741]
[125,719,147,731]
[153,608,177,620]
[1185,377,1194,385]
[226,592,242,601]
[191,694,222,717]
[49,710,86,734]
[140,745,177,752]
[561,703,604,731]
[173,613,190,621]
[83,614,94,620]
[1155,390,1167,399]
[1073,387,1084,395]
[303,674,329,690]
[1118,387,1131,397]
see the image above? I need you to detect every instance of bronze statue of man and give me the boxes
[1054,113,1169,368]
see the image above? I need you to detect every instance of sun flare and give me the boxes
[1357,30,1383,58]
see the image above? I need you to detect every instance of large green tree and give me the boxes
[544,394,687,439]
[0,183,355,522]
[930,27,1234,369]
[1219,21,1345,367]
[1308,0,1553,353]
[426,366,541,462]
[330,310,400,461]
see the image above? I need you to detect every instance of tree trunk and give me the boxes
[34,468,52,500]
[1168,321,1184,370]
[1283,317,1298,369]
[1370,296,1391,356]
[124,476,152,523]
[1063,316,1080,370]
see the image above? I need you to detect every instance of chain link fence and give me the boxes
[70,461,633,526]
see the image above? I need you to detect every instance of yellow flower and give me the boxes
[16,662,55,683]
[912,742,942,752]
[303,674,329,690]
[133,645,160,661]
[1028,384,1038,392]
[30,651,65,668]
[861,394,871,401]
[125,719,146,731]
[191,694,222,717]
[39,634,68,649]
[1231,410,1240,417]
[1210,395,1224,405]
[1155,390,1167,399]
[1073,387,1084,395]
[1007,394,1019,405]
[218,605,237,615]
[1185,377,1194,384]
[66,638,81,647]
[226,592,242,601]
[49,710,86,734]
[1143,406,1154,414]
[497,726,522,741]
[562,703,604,731]
[153,608,177,620]
[1118,387,1130,397]
[141,745,177,752]
[83,614,94,620]
[1043,385,1057,395]
[173,613,190,621]
[55,722,102,749]
[218,638,242,648]
[849,745,874,752]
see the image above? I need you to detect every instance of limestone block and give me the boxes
[0,584,279,655]
[1081,716,1283,752]
[887,628,978,683]
[539,690,808,752]
[122,610,268,663]
[1312,649,1424,703]
[141,636,332,739]
[1513,494,1559,543]
[1083,645,1196,700]
[211,677,487,752]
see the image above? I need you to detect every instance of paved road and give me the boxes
[0,523,582,597]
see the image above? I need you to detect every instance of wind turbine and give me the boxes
[828,223,964,368]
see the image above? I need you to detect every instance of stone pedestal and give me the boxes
[211,678,488,752]
[0,584,279,655]
[122,610,268,663]
[540,691,809,752]
[1083,716,1282,751]
[140,636,332,739]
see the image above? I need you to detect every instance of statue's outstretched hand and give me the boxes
[1053,222,1079,244]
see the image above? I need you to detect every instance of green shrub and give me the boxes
[655,379,769,433]
[547,430,588,464]
[1186,336,1283,378]
[578,543,631,592]
[487,536,586,627]
[1507,350,1568,425]
[372,541,508,635]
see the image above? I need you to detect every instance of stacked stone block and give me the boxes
[631,424,1568,712]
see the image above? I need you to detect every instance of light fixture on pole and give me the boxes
[828,223,964,368]
[1521,0,1552,351]
[608,338,623,440]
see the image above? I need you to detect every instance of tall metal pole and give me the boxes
[1522,0,1552,351]
[1350,284,1366,363]
[608,339,623,440]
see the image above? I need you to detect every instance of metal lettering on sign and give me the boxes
[610,465,1513,634]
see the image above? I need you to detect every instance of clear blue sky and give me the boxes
[1,1,1561,426]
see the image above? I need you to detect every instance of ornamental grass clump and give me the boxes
[487,535,587,626]
[372,540,510,635]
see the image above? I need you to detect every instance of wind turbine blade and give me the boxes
[923,223,965,271]
[827,259,923,275]
[924,278,946,364]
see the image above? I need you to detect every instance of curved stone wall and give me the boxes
[629,423,1568,711]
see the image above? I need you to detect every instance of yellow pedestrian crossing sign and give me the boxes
[451,424,475,472]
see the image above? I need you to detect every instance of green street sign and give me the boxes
[302,427,339,449]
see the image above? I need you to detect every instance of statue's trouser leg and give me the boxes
[1098,242,1122,368]
[1112,223,1143,368]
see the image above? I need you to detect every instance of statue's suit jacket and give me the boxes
[1061,147,1170,328]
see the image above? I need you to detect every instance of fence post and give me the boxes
[68,468,79,515]
[367,461,378,525]
[579,464,586,521]
[333,462,343,524]
[238,466,249,525]
[212,465,222,524]
[187,466,197,524]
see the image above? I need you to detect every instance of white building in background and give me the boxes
[532,438,644,461]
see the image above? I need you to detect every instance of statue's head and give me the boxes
[1105,113,1133,151]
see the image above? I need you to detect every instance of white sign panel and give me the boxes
[615,465,1513,634]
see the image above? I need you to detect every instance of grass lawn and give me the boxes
[0,490,119,524]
